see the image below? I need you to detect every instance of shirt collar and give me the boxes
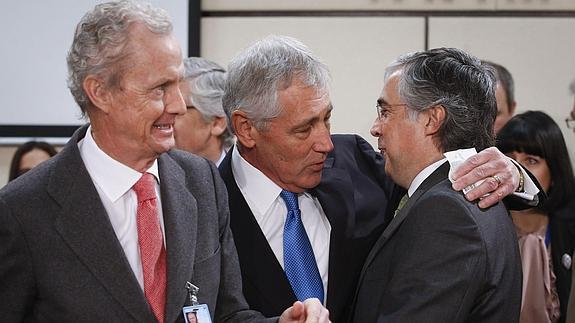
[407,158,447,197]
[231,145,282,215]
[215,148,227,167]
[79,126,160,202]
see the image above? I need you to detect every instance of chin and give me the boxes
[152,140,176,155]
[301,175,323,189]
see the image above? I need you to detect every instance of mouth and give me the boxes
[153,123,173,130]
[309,158,326,171]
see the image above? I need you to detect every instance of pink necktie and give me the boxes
[133,173,166,323]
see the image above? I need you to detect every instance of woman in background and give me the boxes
[8,140,57,182]
[497,110,575,323]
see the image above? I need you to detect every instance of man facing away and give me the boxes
[219,35,538,322]
[0,2,328,322]
[351,48,522,322]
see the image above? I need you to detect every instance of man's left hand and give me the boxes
[451,147,519,208]
[278,298,331,323]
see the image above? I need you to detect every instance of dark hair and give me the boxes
[9,141,58,182]
[387,47,497,152]
[497,111,575,213]
[482,60,515,113]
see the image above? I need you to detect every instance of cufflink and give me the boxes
[562,253,572,270]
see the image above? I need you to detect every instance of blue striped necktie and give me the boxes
[280,190,324,303]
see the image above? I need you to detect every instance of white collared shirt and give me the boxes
[231,146,331,300]
[78,126,164,290]
[215,149,227,167]
[407,158,448,198]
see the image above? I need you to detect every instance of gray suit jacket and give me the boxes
[351,162,522,323]
[0,126,272,323]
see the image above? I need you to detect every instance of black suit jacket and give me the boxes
[0,126,272,323]
[351,163,522,323]
[219,134,395,322]
[550,199,575,323]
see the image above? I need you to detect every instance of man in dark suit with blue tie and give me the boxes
[0,2,329,322]
[219,36,537,322]
[351,48,522,322]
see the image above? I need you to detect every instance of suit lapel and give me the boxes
[159,154,198,323]
[361,162,450,270]
[50,126,155,323]
[219,151,296,314]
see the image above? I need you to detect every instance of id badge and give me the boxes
[182,282,212,323]
[182,304,212,323]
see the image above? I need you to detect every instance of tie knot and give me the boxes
[133,173,157,202]
[279,190,299,211]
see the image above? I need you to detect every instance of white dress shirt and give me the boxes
[215,149,227,167]
[407,158,448,198]
[78,126,164,290]
[231,146,331,300]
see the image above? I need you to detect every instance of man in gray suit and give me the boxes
[0,1,328,322]
[351,48,522,322]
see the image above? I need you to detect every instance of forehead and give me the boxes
[277,80,331,117]
[380,71,402,101]
[122,24,183,77]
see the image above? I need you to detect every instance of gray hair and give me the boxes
[182,57,234,148]
[67,0,173,116]
[386,47,497,151]
[482,60,515,112]
[222,35,331,133]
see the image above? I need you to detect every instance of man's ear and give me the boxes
[83,75,111,113]
[231,110,257,149]
[423,105,446,136]
[210,116,227,137]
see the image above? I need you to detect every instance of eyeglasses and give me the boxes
[566,117,575,129]
[376,102,407,120]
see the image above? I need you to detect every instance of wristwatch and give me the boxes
[515,164,525,193]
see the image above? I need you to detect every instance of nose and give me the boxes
[166,85,186,116]
[370,118,382,138]
[313,125,334,153]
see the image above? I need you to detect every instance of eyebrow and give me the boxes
[292,103,333,129]
[377,98,389,106]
